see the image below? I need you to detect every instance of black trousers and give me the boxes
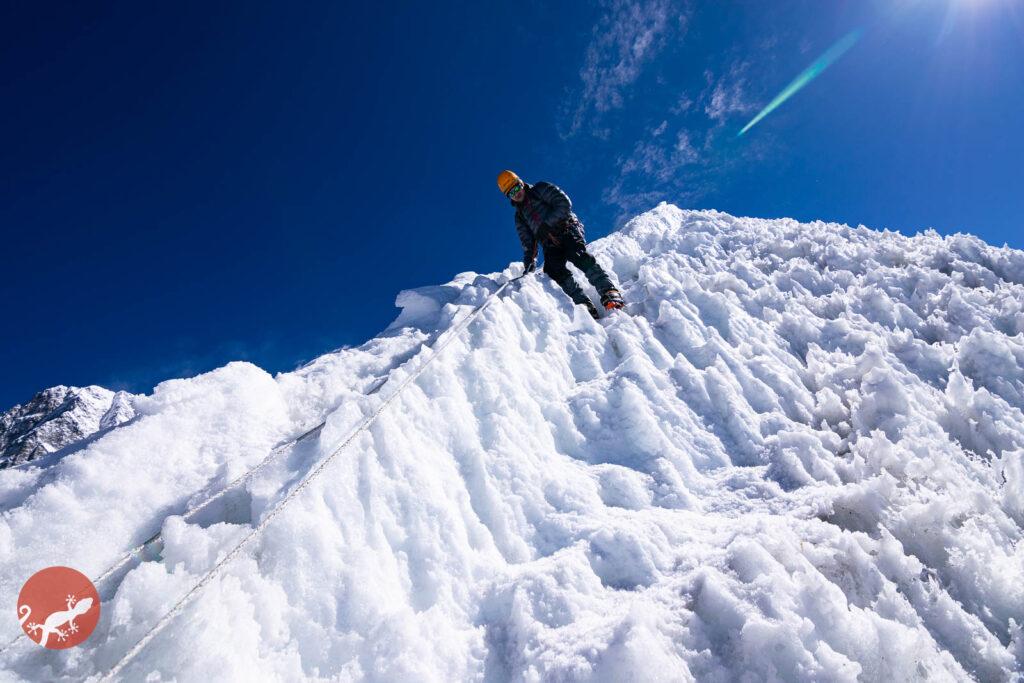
[542,242,616,306]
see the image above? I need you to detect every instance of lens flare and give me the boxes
[738,29,863,137]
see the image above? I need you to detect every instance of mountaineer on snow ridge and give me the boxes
[498,170,624,319]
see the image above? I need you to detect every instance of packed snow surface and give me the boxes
[1,205,1023,681]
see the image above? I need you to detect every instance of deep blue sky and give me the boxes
[2,1,1023,409]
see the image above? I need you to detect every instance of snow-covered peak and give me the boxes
[0,385,137,469]
[1,206,1022,680]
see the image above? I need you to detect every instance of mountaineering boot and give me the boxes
[582,300,600,319]
[600,288,624,311]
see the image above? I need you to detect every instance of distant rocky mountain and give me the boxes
[0,385,136,468]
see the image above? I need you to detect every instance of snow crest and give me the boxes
[1,206,1022,681]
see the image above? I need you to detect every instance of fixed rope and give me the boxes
[100,272,527,680]
[0,411,326,657]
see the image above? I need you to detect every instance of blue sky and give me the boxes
[2,1,1023,409]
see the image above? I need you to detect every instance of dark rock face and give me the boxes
[0,386,136,468]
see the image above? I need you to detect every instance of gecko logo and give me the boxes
[17,566,100,649]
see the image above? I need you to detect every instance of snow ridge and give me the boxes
[1,205,1022,681]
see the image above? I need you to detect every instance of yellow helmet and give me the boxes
[497,170,522,194]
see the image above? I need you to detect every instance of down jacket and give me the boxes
[512,182,586,263]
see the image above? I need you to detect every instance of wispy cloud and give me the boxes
[604,121,703,217]
[557,3,796,221]
[562,0,690,138]
[619,123,699,182]
[604,58,777,219]
[704,61,756,124]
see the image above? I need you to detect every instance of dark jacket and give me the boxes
[512,182,586,262]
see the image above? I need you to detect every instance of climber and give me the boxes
[497,170,624,319]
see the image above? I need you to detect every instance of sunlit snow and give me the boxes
[1,205,1022,681]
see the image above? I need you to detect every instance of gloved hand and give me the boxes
[523,259,537,274]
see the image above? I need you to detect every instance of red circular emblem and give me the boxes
[17,566,100,649]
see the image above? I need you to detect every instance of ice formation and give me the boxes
[1,205,1022,681]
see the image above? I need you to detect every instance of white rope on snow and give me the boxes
[0,408,327,658]
[1,275,515,655]
[100,272,528,680]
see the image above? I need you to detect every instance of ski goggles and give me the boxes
[505,182,524,199]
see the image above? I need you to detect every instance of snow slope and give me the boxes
[1,205,1023,681]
